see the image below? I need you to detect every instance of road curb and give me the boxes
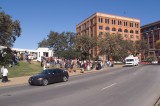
[0,65,123,87]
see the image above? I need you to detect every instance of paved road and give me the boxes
[0,65,160,106]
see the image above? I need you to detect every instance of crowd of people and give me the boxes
[41,57,97,71]
[40,56,114,72]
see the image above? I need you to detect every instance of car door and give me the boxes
[45,69,55,83]
[54,69,63,82]
[49,69,58,83]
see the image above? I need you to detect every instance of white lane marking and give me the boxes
[101,83,117,91]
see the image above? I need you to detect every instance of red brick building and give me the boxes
[141,21,160,60]
[76,12,140,58]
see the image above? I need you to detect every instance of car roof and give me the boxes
[45,68,63,71]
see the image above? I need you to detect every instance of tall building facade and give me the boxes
[141,21,160,60]
[76,12,140,58]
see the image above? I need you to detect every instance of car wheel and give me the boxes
[62,76,68,82]
[28,82,33,86]
[42,79,48,86]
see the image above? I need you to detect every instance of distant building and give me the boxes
[0,46,7,53]
[141,20,160,59]
[0,46,54,61]
[76,12,140,58]
[36,47,54,61]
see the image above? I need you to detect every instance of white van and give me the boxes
[125,55,139,66]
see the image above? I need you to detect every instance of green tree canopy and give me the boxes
[134,40,148,55]
[98,33,149,62]
[76,35,97,60]
[38,31,80,59]
[0,11,21,47]
[98,33,135,61]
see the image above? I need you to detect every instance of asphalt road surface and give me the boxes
[0,65,160,106]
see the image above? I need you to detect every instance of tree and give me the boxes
[38,31,80,59]
[76,35,97,60]
[114,40,134,62]
[98,33,136,62]
[37,38,48,47]
[155,40,160,49]
[0,47,13,65]
[134,40,148,55]
[98,33,125,61]
[0,11,21,47]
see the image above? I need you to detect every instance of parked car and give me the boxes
[28,68,69,86]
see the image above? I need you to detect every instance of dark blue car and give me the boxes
[28,68,69,86]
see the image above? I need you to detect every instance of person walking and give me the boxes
[2,66,9,82]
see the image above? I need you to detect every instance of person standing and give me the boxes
[1,66,4,81]
[2,66,8,82]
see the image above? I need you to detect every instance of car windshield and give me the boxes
[41,69,50,74]
[126,59,134,62]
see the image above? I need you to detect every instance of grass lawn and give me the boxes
[2,61,43,78]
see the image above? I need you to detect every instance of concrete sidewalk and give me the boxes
[0,65,123,87]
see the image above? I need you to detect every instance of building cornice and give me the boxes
[141,20,160,29]
[76,12,140,27]
[76,13,97,27]
[96,12,140,22]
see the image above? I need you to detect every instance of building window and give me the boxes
[84,24,86,29]
[98,17,103,23]
[118,20,122,25]
[135,23,139,28]
[105,27,110,31]
[112,20,116,25]
[90,19,93,26]
[130,23,133,27]
[153,26,158,30]
[149,28,152,31]
[118,28,122,32]
[130,35,134,38]
[136,36,139,39]
[112,27,116,31]
[124,21,128,26]
[124,29,128,33]
[135,30,139,34]
[130,30,134,34]
[124,35,128,38]
[105,18,110,24]
[99,26,103,30]
[90,28,93,33]
[137,24,139,28]
[144,29,147,33]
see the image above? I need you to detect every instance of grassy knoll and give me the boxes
[2,61,43,78]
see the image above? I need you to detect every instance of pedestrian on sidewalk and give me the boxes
[2,66,9,82]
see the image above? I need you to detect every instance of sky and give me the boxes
[1,0,160,50]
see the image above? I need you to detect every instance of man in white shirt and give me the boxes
[2,66,8,82]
